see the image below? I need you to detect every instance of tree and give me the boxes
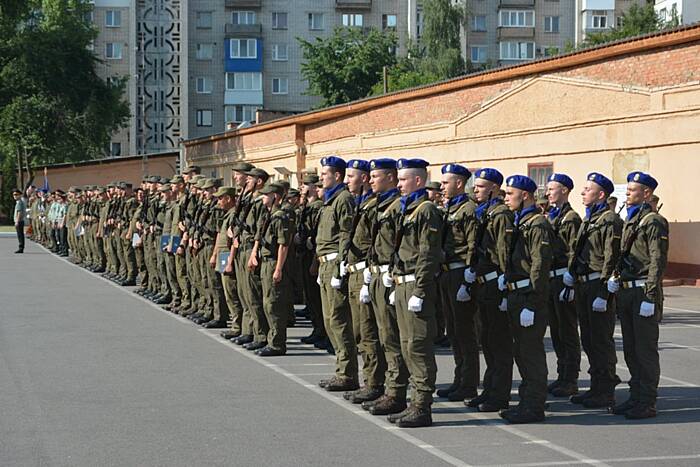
[0,0,130,193]
[582,4,667,47]
[298,27,398,107]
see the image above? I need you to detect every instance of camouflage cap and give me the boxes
[158,184,172,193]
[214,186,236,198]
[231,161,255,173]
[195,177,209,189]
[148,175,160,183]
[302,173,319,185]
[245,167,269,179]
[425,181,442,191]
[119,182,133,189]
[259,183,284,196]
[188,174,204,185]
[183,165,201,174]
[142,174,151,182]
[170,174,185,184]
[277,180,290,190]
[159,176,170,184]
[287,188,300,198]
[202,178,222,189]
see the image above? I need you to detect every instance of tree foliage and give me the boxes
[298,27,398,107]
[0,0,130,193]
[582,4,672,48]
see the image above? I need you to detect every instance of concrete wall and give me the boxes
[39,154,177,192]
[184,27,700,277]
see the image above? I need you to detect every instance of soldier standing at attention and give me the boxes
[501,175,553,424]
[12,188,26,254]
[546,174,582,397]
[608,172,668,419]
[436,163,479,402]
[465,169,514,413]
[316,156,360,392]
[567,173,622,409]
[343,159,386,405]
[387,158,442,428]
[250,183,294,356]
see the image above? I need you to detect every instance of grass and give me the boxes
[0,226,16,233]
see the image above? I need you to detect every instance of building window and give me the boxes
[342,14,363,27]
[471,15,487,32]
[591,11,607,29]
[105,10,121,27]
[225,105,260,124]
[196,43,214,60]
[232,11,256,25]
[308,13,324,30]
[382,14,397,30]
[229,39,256,59]
[225,72,262,91]
[272,77,289,95]
[499,41,535,60]
[196,110,213,127]
[416,8,424,38]
[470,46,487,63]
[272,12,288,29]
[272,43,288,61]
[196,11,212,29]
[528,163,553,196]
[196,77,212,94]
[499,10,535,27]
[544,16,559,33]
[110,142,122,157]
[105,43,122,59]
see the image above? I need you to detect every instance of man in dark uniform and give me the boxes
[465,169,514,413]
[501,175,553,424]
[546,173,582,397]
[436,163,479,402]
[567,172,623,409]
[608,171,668,419]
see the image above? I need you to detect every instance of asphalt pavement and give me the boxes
[1,238,700,467]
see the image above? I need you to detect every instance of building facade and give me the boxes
[574,0,650,45]
[654,0,700,25]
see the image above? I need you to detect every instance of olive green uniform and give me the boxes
[297,198,325,338]
[439,194,480,397]
[316,184,358,382]
[506,208,553,413]
[219,205,244,334]
[570,204,623,397]
[548,203,582,386]
[392,190,442,408]
[617,204,668,406]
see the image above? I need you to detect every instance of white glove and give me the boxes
[520,308,535,327]
[563,271,575,287]
[456,284,471,302]
[498,297,508,312]
[389,291,395,306]
[331,276,342,289]
[497,274,507,291]
[306,237,314,250]
[408,295,423,313]
[558,286,574,303]
[363,268,372,285]
[607,277,620,294]
[592,297,607,312]
[382,272,393,288]
[359,284,371,304]
[464,267,477,284]
[339,261,348,277]
[640,301,655,317]
[316,275,321,286]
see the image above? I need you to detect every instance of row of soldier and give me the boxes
[26,157,668,427]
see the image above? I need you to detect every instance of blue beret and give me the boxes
[506,175,538,193]
[548,173,574,190]
[369,158,396,170]
[474,168,504,185]
[347,159,370,172]
[627,171,658,190]
[397,158,429,170]
[320,155,346,169]
[587,172,614,194]
[441,163,472,179]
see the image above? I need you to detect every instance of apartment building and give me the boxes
[655,0,700,25]
[574,0,650,45]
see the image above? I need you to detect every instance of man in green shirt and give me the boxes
[13,189,26,254]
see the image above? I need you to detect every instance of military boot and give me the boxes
[324,377,359,392]
[582,393,614,409]
[551,382,579,398]
[610,398,638,415]
[448,387,478,402]
[345,386,384,404]
[547,379,563,394]
[436,381,459,398]
[570,389,596,405]
[369,396,407,416]
[386,406,412,424]
[465,391,489,408]
[500,406,545,424]
[625,403,656,420]
[396,405,433,428]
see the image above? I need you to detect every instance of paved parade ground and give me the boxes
[2,238,700,467]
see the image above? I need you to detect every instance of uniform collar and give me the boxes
[356,188,373,206]
[400,188,427,214]
[324,183,346,204]
[447,192,469,208]
[515,204,538,226]
[548,201,570,220]
[585,201,608,220]
[378,188,399,204]
[626,202,649,221]
[475,197,499,220]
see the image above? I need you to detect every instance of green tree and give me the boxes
[582,4,665,47]
[0,0,130,192]
[298,27,398,107]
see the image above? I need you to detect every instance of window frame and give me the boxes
[499,41,535,60]
[105,42,122,59]
[105,10,121,27]
[196,11,213,29]
[271,43,289,61]
[499,10,535,28]
[471,15,487,32]
[272,77,289,95]
[382,14,397,30]
[544,15,559,33]
[232,10,256,25]
[272,11,288,29]
[196,109,213,127]
[342,13,363,27]
[225,72,262,91]
[196,77,212,94]
[527,162,554,197]
[225,105,260,124]
[229,38,257,59]
[196,43,214,60]
[308,12,324,30]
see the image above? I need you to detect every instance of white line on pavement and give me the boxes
[480,453,700,466]
[665,306,700,314]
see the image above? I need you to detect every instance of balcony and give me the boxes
[335,0,372,10]
[498,27,535,39]
[499,0,535,7]
[225,23,262,37]
[225,0,261,8]
[582,0,614,10]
